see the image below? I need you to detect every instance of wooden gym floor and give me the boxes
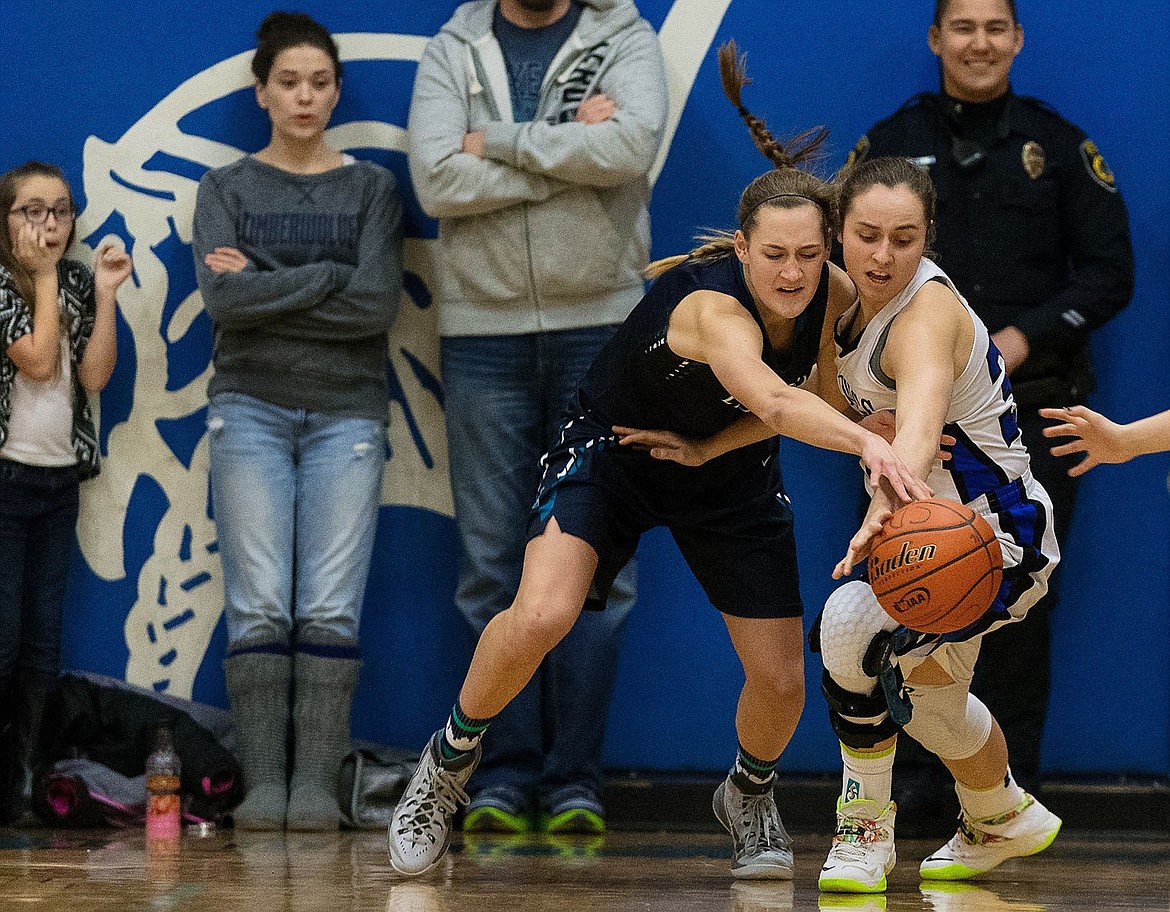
[1,826,1166,912]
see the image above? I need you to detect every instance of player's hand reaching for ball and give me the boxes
[858,432,933,505]
[833,506,892,580]
[613,426,710,466]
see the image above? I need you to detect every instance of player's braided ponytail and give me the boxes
[645,40,835,279]
[718,40,828,173]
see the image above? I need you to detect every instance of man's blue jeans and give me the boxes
[441,327,635,808]
[207,392,385,648]
[0,459,78,690]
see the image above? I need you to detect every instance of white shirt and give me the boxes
[0,333,76,466]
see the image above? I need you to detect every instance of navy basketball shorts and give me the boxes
[527,416,803,620]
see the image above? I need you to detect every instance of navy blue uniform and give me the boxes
[529,254,829,619]
[853,91,1133,394]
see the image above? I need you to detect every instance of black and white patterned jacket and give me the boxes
[0,258,101,478]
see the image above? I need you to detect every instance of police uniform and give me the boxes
[849,89,1134,802]
[530,254,829,620]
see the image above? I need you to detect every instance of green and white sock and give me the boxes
[841,742,895,806]
[441,700,491,762]
[731,744,778,794]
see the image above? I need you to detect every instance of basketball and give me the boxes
[867,498,1003,634]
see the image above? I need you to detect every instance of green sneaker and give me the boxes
[919,793,1061,881]
[818,797,897,894]
[541,789,606,834]
[463,788,532,833]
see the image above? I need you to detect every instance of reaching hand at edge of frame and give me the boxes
[1041,404,1170,476]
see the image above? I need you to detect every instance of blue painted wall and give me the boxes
[4,0,1167,775]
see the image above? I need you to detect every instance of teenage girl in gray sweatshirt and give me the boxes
[192,11,403,832]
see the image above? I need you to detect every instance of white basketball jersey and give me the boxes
[836,258,1034,505]
[835,258,1059,641]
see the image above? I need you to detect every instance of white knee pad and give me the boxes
[902,686,993,761]
[819,580,898,694]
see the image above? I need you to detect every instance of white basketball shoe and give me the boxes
[818,797,897,893]
[388,731,480,876]
[919,792,1061,880]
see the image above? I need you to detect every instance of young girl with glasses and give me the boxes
[0,160,132,824]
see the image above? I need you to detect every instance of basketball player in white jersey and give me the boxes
[604,154,1065,891]
[814,155,1063,892]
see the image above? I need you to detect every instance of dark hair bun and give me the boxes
[257,11,319,44]
[251,10,341,83]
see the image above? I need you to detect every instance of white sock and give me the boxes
[841,742,895,806]
[955,767,1025,821]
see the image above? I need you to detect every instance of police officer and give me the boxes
[847,0,1134,835]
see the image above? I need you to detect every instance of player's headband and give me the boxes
[742,193,818,224]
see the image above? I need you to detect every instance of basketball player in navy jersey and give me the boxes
[387,43,929,880]
[632,156,1066,893]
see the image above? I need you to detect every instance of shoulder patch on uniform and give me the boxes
[1080,139,1117,191]
[846,135,870,169]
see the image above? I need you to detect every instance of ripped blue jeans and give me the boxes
[207,392,385,647]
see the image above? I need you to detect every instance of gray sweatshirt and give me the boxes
[193,156,404,419]
[408,0,667,336]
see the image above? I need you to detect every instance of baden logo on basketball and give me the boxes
[870,540,937,581]
[867,498,1003,634]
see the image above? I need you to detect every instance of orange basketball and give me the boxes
[867,498,1003,634]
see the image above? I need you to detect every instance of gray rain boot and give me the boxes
[224,650,292,831]
[286,650,359,831]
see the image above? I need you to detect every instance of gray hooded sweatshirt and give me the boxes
[408,0,668,337]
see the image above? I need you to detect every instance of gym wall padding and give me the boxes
[3,0,1166,775]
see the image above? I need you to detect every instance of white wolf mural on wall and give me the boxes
[73,1,732,698]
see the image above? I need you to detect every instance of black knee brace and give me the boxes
[821,670,902,749]
[807,608,824,654]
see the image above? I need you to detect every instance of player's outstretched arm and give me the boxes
[693,296,931,504]
[1041,405,1170,475]
[613,414,774,466]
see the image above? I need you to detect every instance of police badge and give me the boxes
[1021,140,1045,179]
